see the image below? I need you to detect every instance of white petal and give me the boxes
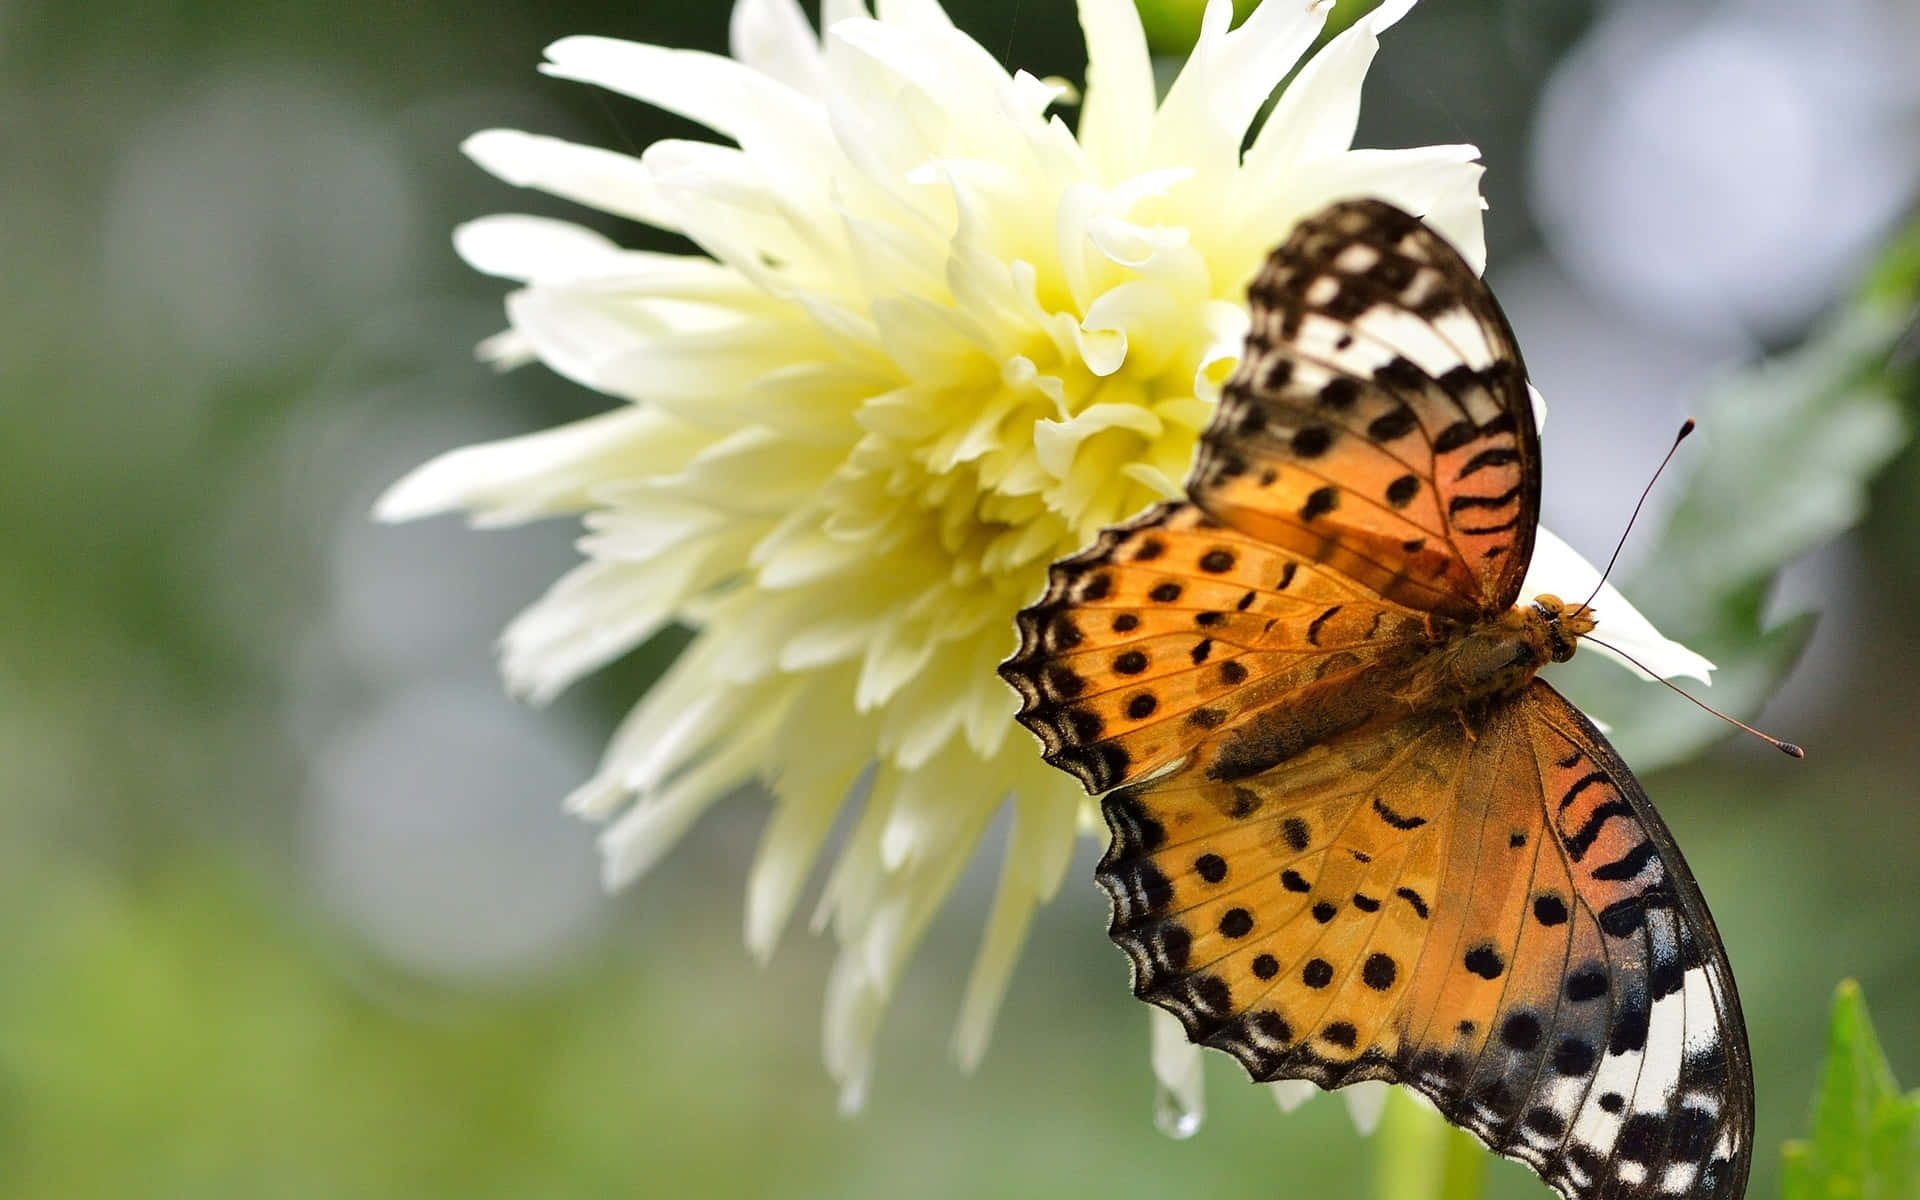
[1147,0,1329,175]
[541,36,834,172]
[596,702,779,889]
[830,17,1011,133]
[1247,0,1415,171]
[372,407,707,528]
[500,288,670,399]
[1522,525,1716,683]
[571,647,776,815]
[1150,1008,1206,1138]
[1074,0,1155,182]
[1236,144,1488,276]
[951,787,1074,1071]
[1081,280,1186,374]
[822,952,884,1114]
[461,130,679,231]
[876,746,976,870]
[1342,1080,1391,1135]
[638,139,835,291]
[729,0,829,97]
[656,428,838,516]
[1032,403,1163,478]
[1269,1078,1318,1112]
[745,759,869,961]
[583,493,729,564]
[821,0,868,32]
[500,525,754,705]
[962,637,1023,759]
[453,215,618,281]
[507,288,825,412]
[880,660,973,770]
[474,328,537,370]
[458,220,775,307]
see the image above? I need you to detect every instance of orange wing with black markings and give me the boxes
[1092,681,1751,1200]
[1193,198,1540,619]
[1001,500,1430,794]
[999,198,1755,1200]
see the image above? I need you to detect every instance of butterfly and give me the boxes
[999,199,1752,1200]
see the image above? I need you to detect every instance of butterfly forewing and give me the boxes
[1097,683,1751,1200]
[1001,500,1429,794]
[1194,198,1541,618]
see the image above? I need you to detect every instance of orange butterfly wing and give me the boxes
[1192,198,1540,620]
[1000,199,1754,1200]
[1002,500,1431,795]
[1093,682,1751,1200]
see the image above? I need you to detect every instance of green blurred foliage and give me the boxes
[1781,982,1920,1200]
[1554,222,1917,772]
[1,1,1915,1198]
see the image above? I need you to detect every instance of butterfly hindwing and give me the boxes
[1097,707,1465,1088]
[1193,198,1541,619]
[1514,682,1753,1200]
[1094,682,1752,1200]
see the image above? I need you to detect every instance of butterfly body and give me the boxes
[1190,595,1585,791]
[1001,200,1752,1200]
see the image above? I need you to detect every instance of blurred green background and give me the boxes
[3,0,1916,1196]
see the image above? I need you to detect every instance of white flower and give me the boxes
[377,0,1708,1118]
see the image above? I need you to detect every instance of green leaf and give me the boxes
[1780,980,1920,1200]
[1562,219,1918,771]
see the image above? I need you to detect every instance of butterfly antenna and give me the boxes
[1579,419,1696,614]
[1583,634,1805,758]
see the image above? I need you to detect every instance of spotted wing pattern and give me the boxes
[1095,680,1750,1200]
[1000,500,1431,795]
[999,197,1754,1200]
[1194,198,1540,621]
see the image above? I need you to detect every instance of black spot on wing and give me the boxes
[1371,796,1427,830]
[1300,486,1339,521]
[1464,945,1505,980]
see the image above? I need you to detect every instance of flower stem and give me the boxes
[1374,1086,1486,1200]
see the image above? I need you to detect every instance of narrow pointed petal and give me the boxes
[729,0,829,97]
[1269,1078,1318,1112]
[462,130,679,231]
[1342,1080,1391,1134]
[951,787,1077,1070]
[1075,0,1155,182]
[541,36,834,170]
[453,216,618,281]
[1147,0,1328,175]
[1150,1008,1207,1138]
[1248,0,1417,171]
[373,407,708,528]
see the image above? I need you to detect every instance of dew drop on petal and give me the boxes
[1154,1078,1205,1139]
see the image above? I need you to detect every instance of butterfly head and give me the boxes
[1530,593,1597,663]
